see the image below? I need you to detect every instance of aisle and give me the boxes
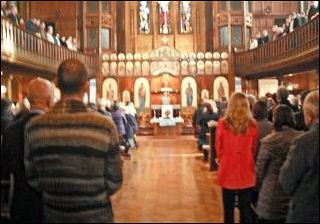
[111,136,223,223]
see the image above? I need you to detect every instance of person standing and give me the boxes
[252,100,273,159]
[280,90,319,223]
[3,78,54,223]
[24,59,123,223]
[215,92,258,223]
[255,105,302,223]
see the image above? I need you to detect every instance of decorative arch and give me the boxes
[213,76,229,100]
[102,78,118,101]
[181,77,197,107]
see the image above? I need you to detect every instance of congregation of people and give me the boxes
[193,85,319,223]
[250,1,319,50]
[1,2,79,51]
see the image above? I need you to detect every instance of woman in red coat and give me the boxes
[215,92,258,223]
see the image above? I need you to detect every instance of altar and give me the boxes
[150,105,184,136]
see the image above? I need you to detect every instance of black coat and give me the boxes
[294,111,309,131]
[199,112,218,145]
[293,17,302,30]
[2,111,43,223]
[280,123,319,223]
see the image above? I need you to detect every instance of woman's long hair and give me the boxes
[223,92,254,135]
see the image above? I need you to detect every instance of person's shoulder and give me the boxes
[293,128,317,145]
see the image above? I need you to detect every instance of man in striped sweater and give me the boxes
[24,59,123,223]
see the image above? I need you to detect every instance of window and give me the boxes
[245,1,252,13]
[231,1,242,11]
[180,1,192,33]
[220,26,229,48]
[138,1,151,34]
[102,2,110,14]
[158,1,171,34]
[101,28,110,50]
[246,26,251,49]
[232,26,243,46]
[87,1,98,13]
[88,28,98,49]
[219,1,227,12]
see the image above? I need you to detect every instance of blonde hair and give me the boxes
[223,92,254,135]
[304,90,319,120]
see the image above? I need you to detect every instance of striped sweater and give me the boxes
[24,100,123,223]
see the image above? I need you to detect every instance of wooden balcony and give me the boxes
[1,16,98,79]
[234,15,319,79]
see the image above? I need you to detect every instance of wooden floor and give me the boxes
[111,136,224,223]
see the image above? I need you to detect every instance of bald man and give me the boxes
[280,90,319,223]
[2,78,54,223]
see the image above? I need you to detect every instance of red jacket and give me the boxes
[215,119,258,190]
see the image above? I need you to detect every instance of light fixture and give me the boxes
[288,74,293,77]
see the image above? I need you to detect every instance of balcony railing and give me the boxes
[1,16,97,78]
[234,15,319,77]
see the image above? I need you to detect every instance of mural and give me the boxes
[181,77,197,107]
[138,1,151,34]
[180,1,192,33]
[213,76,229,100]
[102,62,109,76]
[134,78,150,113]
[201,89,209,100]
[158,1,171,34]
[102,78,118,101]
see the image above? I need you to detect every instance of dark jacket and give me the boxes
[294,111,309,131]
[255,127,302,220]
[280,122,319,223]
[2,111,43,223]
[7,13,19,25]
[24,100,123,223]
[124,114,136,139]
[308,5,318,20]
[256,119,273,160]
[112,109,126,136]
[263,35,270,44]
[199,112,218,145]
[257,37,263,46]
[293,17,301,30]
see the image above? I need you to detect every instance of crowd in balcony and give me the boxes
[1,2,79,51]
[250,1,319,50]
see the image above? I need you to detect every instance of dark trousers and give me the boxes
[223,188,253,223]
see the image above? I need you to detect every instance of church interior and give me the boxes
[1,1,319,223]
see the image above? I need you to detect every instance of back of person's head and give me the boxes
[224,92,254,135]
[1,98,12,114]
[57,59,88,95]
[247,94,257,110]
[202,102,213,115]
[273,105,295,131]
[252,100,268,121]
[277,86,289,102]
[27,78,54,110]
[113,101,119,111]
[303,90,319,125]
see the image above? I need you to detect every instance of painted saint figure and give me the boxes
[161,91,171,105]
[185,82,193,107]
[159,1,171,34]
[180,1,192,33]
[138,83,146,113]
[139,1,150,34]
[107,84,114,101]
[218,82,225,99]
